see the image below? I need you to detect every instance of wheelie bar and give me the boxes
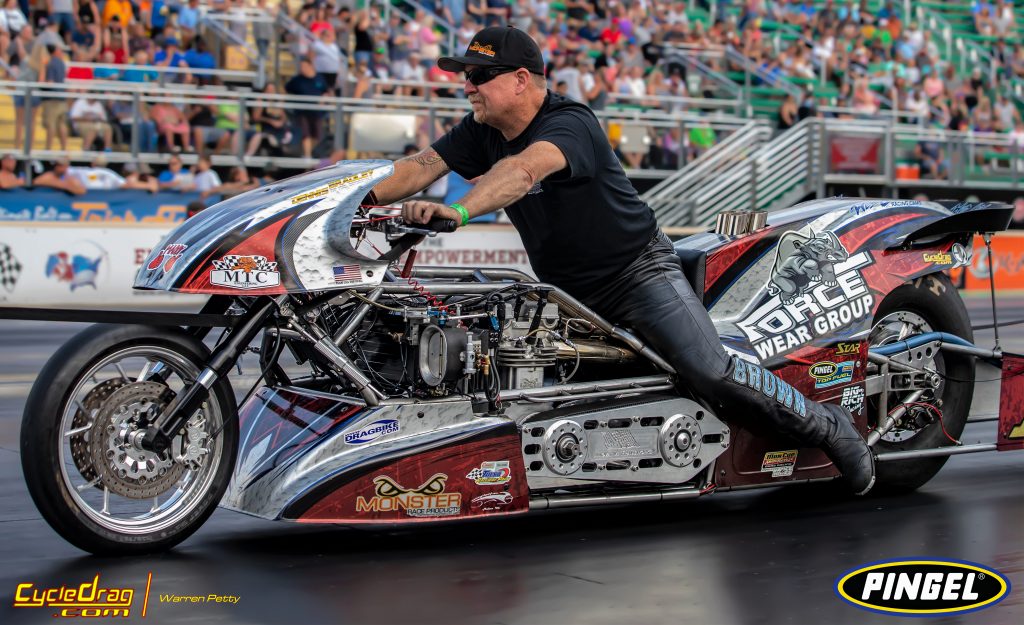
[141,297,280,453]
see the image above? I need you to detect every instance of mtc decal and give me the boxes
[835,559,1010,616]
[210,255,280,290]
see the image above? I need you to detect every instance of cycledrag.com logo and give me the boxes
[836,559,1010,617]
[12,573,153,618]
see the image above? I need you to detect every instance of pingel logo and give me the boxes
[835,559,1010,616]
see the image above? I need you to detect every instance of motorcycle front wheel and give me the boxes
[21,324,238,555]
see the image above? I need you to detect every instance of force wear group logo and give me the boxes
[469,41,496,57]
[737,229,874,361]
[355,473,462,518]
[810,360,855,389]
[210,255,280,290]
[13,573,153,618]
[147,244,187,272]
[466,460,512,485]
[344,419,399,445]
[835,559,1010,616]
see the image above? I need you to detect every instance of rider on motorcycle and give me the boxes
[367,26,875,495]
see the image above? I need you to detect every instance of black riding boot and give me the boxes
[775,400,876,495]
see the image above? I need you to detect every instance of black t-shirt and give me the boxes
[432,91,658,297]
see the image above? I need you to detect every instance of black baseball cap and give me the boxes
[438,26,544,75]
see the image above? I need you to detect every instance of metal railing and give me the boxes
[380,0,458,58]
[646,116,1024,227]
[200,12,267,88]
[642,120,773,224]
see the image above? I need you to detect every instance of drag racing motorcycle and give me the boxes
[20,160,1024,555]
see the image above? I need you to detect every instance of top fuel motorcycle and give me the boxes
[19,160,1024,555]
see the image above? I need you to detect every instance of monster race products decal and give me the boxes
[738,230,874,361]
[147,244,187,273]
[355,473,462,518]
[210,255,280,290]
[761,450,798,477]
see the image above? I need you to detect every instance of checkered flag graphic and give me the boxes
[212,255,242,271]
[0,243,23,293]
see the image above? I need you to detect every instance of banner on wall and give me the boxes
[950,232,1024,291]
[829,135,881,174]
[0,189,206,223]
[0,224,534,307]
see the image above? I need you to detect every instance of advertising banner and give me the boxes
[829,135,881,174]
[951,232,1024,291]
[0,189,203,223]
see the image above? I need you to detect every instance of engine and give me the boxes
[317,286,640,399]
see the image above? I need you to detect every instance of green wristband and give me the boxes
[450,202,470,226]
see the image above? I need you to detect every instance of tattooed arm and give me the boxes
[371,148,451,205]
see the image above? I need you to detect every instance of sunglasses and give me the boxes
[464,66,520,86]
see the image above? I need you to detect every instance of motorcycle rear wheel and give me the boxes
[868,273,974,492]
[21,324,238,555]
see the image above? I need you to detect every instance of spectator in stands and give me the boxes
[285,58,328,159]
[312,24,343,95]
[127,21,152,56]
[101,17,129,64]
[253,0,275,56]
[188,95,219,155]
[69,18,99,62]
[184,37,216,83]
[69,92,113,150]
[40,42,69,152]
[245,83,292,157]
[0,154,25,189]
[200,165,259,200]
[190,155,221,193]
[35,16,63,50]
[915,134,947,180]
[11,29,43,152]
[1,0,29,36]
[157,154,194,190]
[778,93,798,130]
[107,95,160,153]
[149,0,170,37]
[393,51,427,96]
[178,0,201,48]
[121,49,159,83]
[68,156,128,189]
[102,0,134,29]
[122,162,160,192]
[34,157,86,194]
[994,93,1021,132]
[93,49,119,78]
[153,36,187,83]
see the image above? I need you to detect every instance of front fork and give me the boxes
[140,297,282,454]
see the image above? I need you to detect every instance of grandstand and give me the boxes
[0,0,1022,224]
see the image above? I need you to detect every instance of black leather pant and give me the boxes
[578,231,829,441]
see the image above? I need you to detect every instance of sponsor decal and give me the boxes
[210,255,280,290]
[738,229,874,361]
[850,200,919,215]
[810,360,855,388]
[344,419,399,445]
[949,201,976,214]
[761,450,798,477]
[355,473,462,517]
[593,429,656,459]
[468,41,496,57]
[0,242,24,293]
[834,341,860,355]
[13,573,153,618]
[923,252,953,265]
[471,491,514,511]
[45,247,106,291]
[951,243,971,268]
[840,385,865,416]
[466,460,512,485]
[731,358,807,417]
[835,559,1010,616]
[147,244,187,272]
[333,264,363,285]
[290,171,374,205]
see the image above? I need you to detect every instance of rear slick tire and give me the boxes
[20,324,238,556]
[868,273,974,493]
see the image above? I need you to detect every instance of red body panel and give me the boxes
[297,431,529,523]
[997,353,1024,451]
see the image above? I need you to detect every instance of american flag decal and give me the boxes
[333,265,362,284]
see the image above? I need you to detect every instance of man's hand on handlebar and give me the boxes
[402,200,461,227]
